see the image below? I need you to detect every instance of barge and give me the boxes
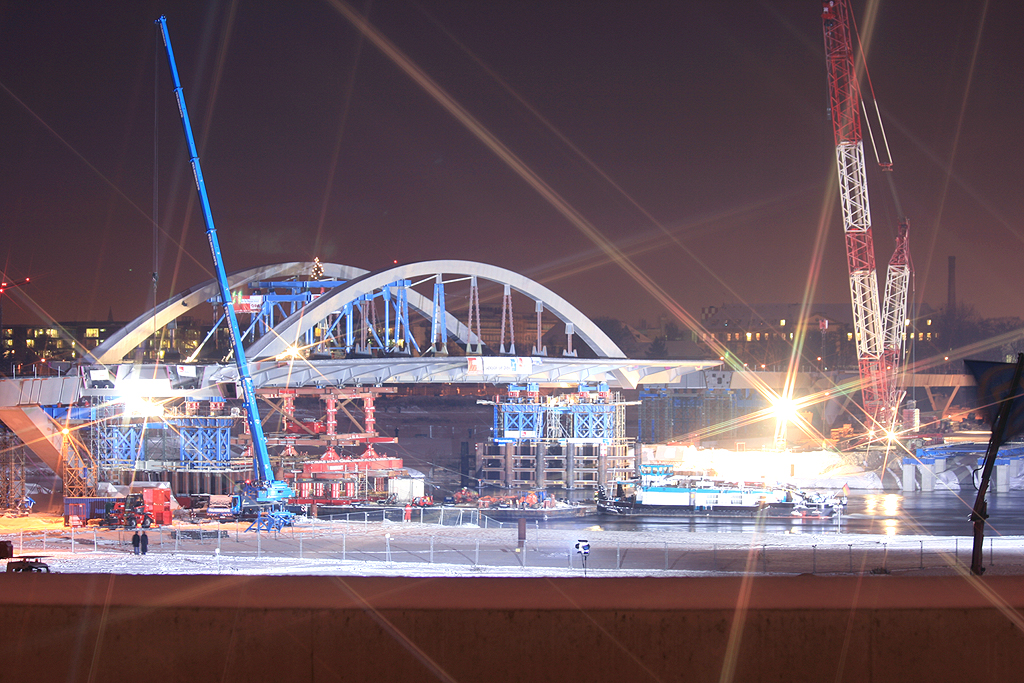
[597,465,846,520]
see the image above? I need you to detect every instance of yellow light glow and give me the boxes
[642,445,844,483]
[883,494,899,517]
[122,396,165,418]
[276,345,304,361]
[771,396,799,423]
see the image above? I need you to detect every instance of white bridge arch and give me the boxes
[89,260,624,364]
[246,260,624,359]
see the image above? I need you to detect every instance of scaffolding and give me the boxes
[478,383,636,491]
[0,431,27,511]
[60,427,94,499]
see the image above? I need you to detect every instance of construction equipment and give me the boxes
[821,0,911,435]
[103,489,173,529]
[452,487,478,504]
[156,17,294,528]
[5,556,51,573]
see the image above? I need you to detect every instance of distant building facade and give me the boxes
[632,303,938,370]
[0,315,238,375]
[1,321,126,374]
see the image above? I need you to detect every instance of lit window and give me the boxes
[25,339,34,348]
[85,328,99,338]
[847,333,853,341]
[746,332,752,342]
[926,319,932,326]
[780,319,786,326]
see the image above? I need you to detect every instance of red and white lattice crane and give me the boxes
[821,0,911,434]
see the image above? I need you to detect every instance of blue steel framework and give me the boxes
[92,407,233,472]
[493,383,626,446]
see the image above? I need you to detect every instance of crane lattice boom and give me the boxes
[822,0,909,431]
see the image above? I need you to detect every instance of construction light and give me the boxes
[770,396,798,424]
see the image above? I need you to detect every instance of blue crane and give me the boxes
[155,16,293,527]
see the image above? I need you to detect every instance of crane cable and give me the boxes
[849,8,892,165]
[848,7,905,219]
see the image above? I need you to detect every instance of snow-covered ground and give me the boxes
[7,513,1024,577]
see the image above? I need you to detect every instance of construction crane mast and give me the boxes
[821,0,909,433]
[882,213,912,427]
[156,17,293,508]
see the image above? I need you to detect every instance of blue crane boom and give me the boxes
[155,16,292,506]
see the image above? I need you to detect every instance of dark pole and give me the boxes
[970,353,1024,575]
[0,277,30,375]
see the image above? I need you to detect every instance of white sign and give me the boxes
[466,356,533,375]
[232,293,264,314]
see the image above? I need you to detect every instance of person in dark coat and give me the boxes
[140,531,149,556]
[131,531,140,555]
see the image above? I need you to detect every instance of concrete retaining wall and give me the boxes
[2,574,1024,681]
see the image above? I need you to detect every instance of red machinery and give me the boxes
[285,419,327,435]
[104,489,173,528]
[286,450,406,506]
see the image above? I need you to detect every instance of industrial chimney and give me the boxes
[948,256,956,312]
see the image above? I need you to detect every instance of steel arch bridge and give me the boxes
[89,260,624,365]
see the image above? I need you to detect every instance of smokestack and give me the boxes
[948,256,956,311]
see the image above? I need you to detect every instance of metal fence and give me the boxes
[316,506,493,527]
[8,521,1024,575]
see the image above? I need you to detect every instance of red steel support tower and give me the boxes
[822,0,887,429]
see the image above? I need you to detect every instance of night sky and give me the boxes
[1,1,1021,332]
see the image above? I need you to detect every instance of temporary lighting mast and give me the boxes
[821,0,910,433]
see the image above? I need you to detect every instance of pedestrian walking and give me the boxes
[140,530,149,556]
[132,531,140,555]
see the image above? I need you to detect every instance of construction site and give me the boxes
[0,0,1012,531]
